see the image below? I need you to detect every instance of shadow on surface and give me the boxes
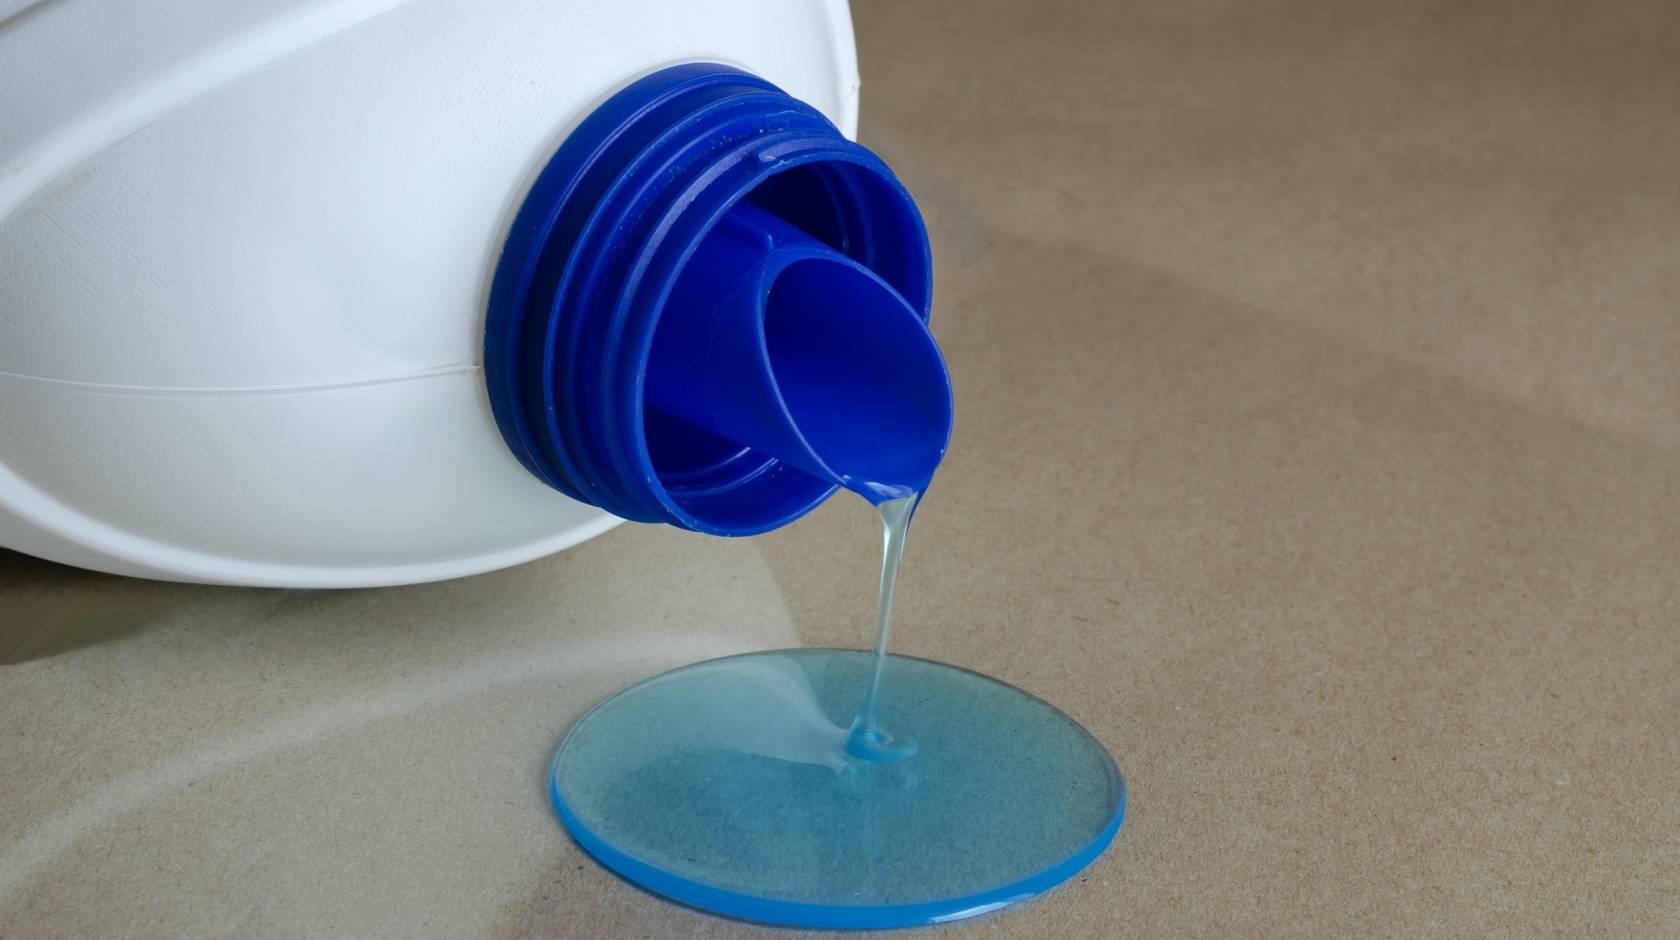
[0,550,197,664]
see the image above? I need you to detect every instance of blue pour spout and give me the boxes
[485,64,952,533]
[646,201,950,505]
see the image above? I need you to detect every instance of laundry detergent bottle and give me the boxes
[0,0,951,586]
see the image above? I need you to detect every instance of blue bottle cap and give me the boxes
[486,64,951,534]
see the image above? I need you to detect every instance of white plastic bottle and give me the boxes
[0,0,877,587]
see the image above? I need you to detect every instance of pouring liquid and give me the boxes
[548,454,1124,928]
[847,491,920,762]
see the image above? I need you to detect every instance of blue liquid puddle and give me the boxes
[550,487,1124,928]
[549,649,1125,928]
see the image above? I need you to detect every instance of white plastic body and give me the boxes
[0,0,860,587]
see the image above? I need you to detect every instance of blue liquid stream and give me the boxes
[846,492,920,762]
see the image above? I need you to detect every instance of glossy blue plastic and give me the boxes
[484,64,948,533]
[648,200,950,504]
[549,650,1127,930]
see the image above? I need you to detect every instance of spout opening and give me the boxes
[643,160,933,533]
[760,256,952,500]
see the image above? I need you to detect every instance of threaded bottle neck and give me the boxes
[485,64,944,535]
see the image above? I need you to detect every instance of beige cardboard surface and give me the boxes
[4,1,1678,936]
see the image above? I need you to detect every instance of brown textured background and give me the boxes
[4,1,1678,936]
